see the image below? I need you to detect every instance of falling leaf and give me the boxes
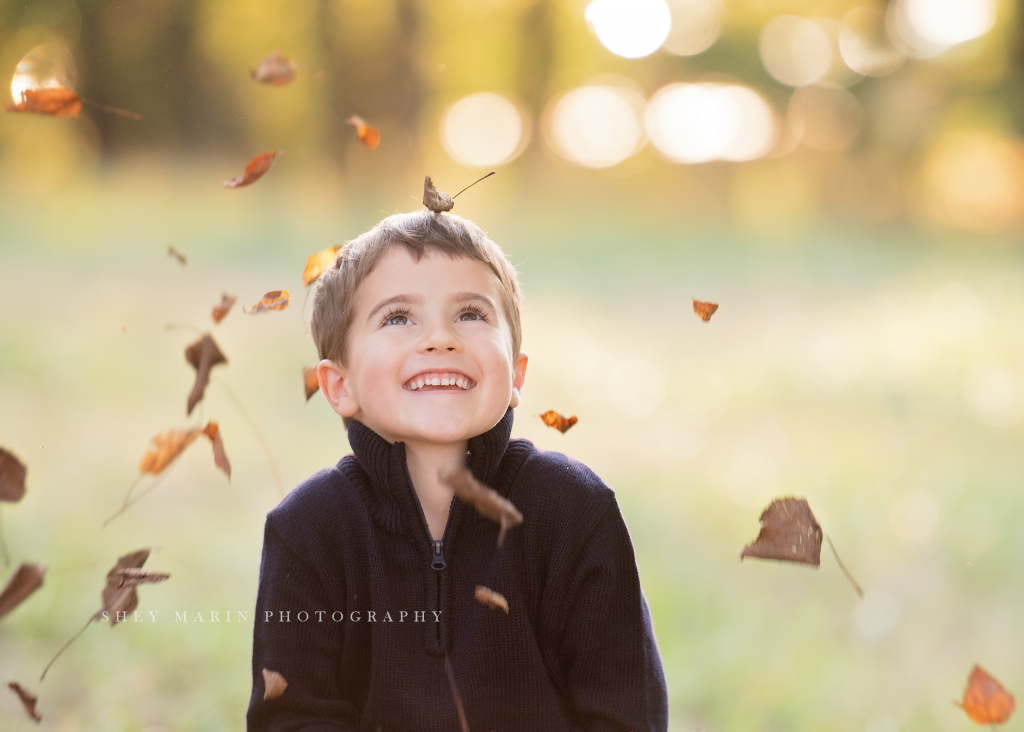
[117,568,170,589]
[303,365,320,401]
[4,87,81,116]
[7,682,41,722]
[739,497,822,567]
[0,447,27,502]
[167,246,186,266]
[121,326,127,334]
[0,563,45,620]
[474,585,509,614]
[263,669,288,700]
[302,245,341,286]
[244,290,290,314]
[184,334,228,415]
[439,467,523,547]
[347,115,380,150]
[222,151,280,188]
[250,51,295,85]
[97,548,151,624]
[955,664,1016,725]
[444,655,471,732]
[203,420,232,480]
[692,298,719,322]
[539,410,577,434]
[423,175,454,213]
[137,421,229,478]
[211,293,237,324]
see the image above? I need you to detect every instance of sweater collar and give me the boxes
[345,408,516,533]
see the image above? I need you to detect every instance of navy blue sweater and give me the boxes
[246,407,669,732]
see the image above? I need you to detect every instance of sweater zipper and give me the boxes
[404,463,455,570]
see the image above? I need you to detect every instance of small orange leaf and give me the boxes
[244,290,290,314]
[347,115,380,150]
[303,365,320,401]
[539,410,577,434]
[4,86,80,116]
[474,585,509,613]
[203,421,232,480]
[303,245,341,286]
[250,51,295,85]
[955,664,1016,725]
[138,427,204,476]
[7,682,42,722]
[693,298,719,322]
[211,293,237,324]
[222,151,280,188]
[263,669,288,700]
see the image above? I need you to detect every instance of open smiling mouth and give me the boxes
[404,371,475,391]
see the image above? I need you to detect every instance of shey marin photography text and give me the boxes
[99,609,443,623]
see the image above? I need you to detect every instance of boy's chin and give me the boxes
[396,407,502,444]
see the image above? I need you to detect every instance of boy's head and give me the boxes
[311,210,527,445]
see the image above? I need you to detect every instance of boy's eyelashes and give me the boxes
[378,305,490,328]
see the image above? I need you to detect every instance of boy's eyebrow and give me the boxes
[366,294,421,322]
[451,292,496,308]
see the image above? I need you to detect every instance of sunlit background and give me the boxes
[1,0,1023,731]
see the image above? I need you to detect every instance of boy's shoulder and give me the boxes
[263,459,361,546]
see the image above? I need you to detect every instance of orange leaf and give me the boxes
[4,86,81,116]
[303,365,320,401]
[184,334,227,416]
[222,151,279,188]
[955,665,1016,725]
[263,669,288,700]
[693,298,719,322]
[250,51,295,85]
[303,245,341,286]
[539,410,577,434]
[0,563,45,620]
[7,682,41,722]
[474,585,509,614]
[347,115,380,150]
[211,293,237,324]
[203,420,232,480]
[244,289,290,314]
[0,447,27,502]
[138,427,204,476]
[739,496,822,567]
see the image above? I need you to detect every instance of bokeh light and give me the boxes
[645,83,776,164]
[662,0,723,56]
[545,85,646,168]
[838,7,905,77]
[788,86,864,152]
[585,0,672,59]
[440,92,529,168]
[759,16,832,87]
[10,43,77,102]
[888,0,997,58]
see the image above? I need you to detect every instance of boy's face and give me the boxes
[318,247,527,445]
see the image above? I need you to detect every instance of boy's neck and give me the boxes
[403,439,469,541]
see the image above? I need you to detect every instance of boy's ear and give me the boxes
[318,359,360,419]
[508,350,529,409]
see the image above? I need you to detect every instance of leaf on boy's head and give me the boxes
[4,86,81,117]
[439,466,523,547]
[692,298,719,322]
[117,568,171,589]
[740,496,822,567]
[250,51,296,85]
[423,175,454,213]
[0,447,27,502]
[203,421,231,480]
[0,563,46,620]
[303,245,341,286]
[167,246,187,266]
[302,365,320,401]
[955,664,1016,725]
[96,548,151,625]
[539,410,577,434]
[244,290,290,314]
[263,669,288,700]
[347,115,380,150]
[185,334,227,415]
[7,682,42,722]
[211,293,237,324]
[222,151,280,188]
[474,585,509,614]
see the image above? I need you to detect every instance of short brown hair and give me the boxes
[311,210,523,368]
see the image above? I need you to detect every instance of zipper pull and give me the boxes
[431,540,446,570]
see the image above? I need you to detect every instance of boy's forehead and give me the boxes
[357,246,501,305]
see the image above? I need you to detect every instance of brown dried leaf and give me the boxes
[244,289,290,314]
[117,568,171,589]
[347,115,380,150]
[423,175,453,213]
[439,466,523,547]
[211,293,237,324]
[167,246,186,266]
[0,446,27,502]
[263,668,288,700]
[955,664,1016,725]
[97,548,150,625]
[203,420,232,480]
[4,86,81,116]
[539,410,577,434]
[0,563,45,620]
[739,496,822,567]
[303,365,320,401]
[7,681,42,722]
[474,585,509,614]
[185,334,227,416]
[222,151,279,188]
[693,298,719,322]
[138,426,204,475]
[250,51,295,85]
[303,245,341,286]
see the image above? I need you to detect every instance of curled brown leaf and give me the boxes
[0,447,27,502]
[303,365,320,401]
[97,548,151,624]
[263,668,288,700]
[692,298,719,322]
[539,410,577,434]
[423,175,454,213]
[222,151,279,188]
[7,681,41,722]
[0,563,45,620]
[117,568,171,589]
[203,420,232,480]
[739,496,822,567]
[185,334,227,416]
[439,466,523,547]
[474,585,509,614]
[212,293,237,324]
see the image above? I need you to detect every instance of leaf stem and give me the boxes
[451,171,495,199]
[101,473,166,528]
[825,534,864,599]
[40,612,96,682]
[213,379,284,498]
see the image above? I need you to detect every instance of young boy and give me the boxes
[246,210,669,732]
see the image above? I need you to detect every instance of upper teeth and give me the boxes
[405,372,472,390]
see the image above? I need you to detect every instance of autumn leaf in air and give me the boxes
[955,665,1016,725]
[4,87,81,117]
[167,246,186,266]
[222,151,280,188]
[347,115,380,150]
[263,669,288,700]
[303,365,320,401]
[211,293,237,324]
[439,466,523,547]
[138,421,230,479]
[474,585,509,614]
[0,563,45,621]
[0,447,27,502]
[692,298,718,322]
[250,51,296,85]
[185,333,227,415]
[117,567,171,589]
[303,245,341,286]
[7,682,41,722]
[539,410,577,434]
[740,497,822,567]
[245,290,290,314]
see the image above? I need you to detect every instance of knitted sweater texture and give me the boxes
[246,407,669,732]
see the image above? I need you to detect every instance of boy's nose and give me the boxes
[421,324,460,353]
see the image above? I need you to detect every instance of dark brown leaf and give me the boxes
[0,563,45,620]
[222,151,280,188]
[955,664,1016,725]
[211,293,237,324]
[263,668,288,700]
[0,447,27,502]
[740,496,822,567]
[97,548,150,625]
[303,365,320,401]
[117,568,171,589]
[539,410,577,434]
[693,298,719,322]
[423,175,454,213]
[474,585,509,613]
[185,334,227,415]
[439,466,523,547]
[7,681,41,722]
[250,51,296,85]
